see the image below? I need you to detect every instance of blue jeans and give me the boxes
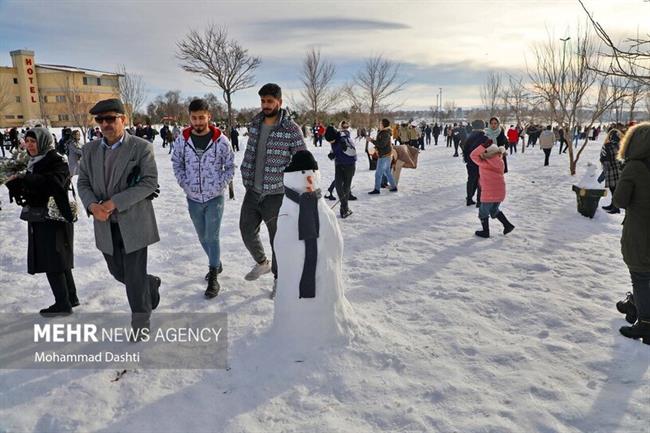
[187,196,224,268]
[478,202,501,219]
[374,156,396,191]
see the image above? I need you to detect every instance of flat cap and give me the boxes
[89,98,125,115]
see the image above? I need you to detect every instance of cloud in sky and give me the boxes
[0,0,648,110]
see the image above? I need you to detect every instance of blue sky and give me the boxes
[1,0,647,111]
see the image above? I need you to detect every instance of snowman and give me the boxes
[271,150,354,347]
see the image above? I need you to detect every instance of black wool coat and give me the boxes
[6,150,74,274]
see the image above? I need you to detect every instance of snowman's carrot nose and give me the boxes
[306,175,314,192]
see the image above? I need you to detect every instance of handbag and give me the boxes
[19,181,79,223]
[46,181,78,223]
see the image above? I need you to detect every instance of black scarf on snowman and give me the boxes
[283,151,321,298]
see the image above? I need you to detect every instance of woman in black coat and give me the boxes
[6,127,79,316]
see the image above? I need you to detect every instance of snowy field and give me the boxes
[1,131,649,433]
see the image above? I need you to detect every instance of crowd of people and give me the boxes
[1,83,648,345]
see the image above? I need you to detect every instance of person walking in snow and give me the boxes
[469,136,515,238]
[612,122,650,345]
[539,125,555,166]
[485,117,509,173]
[463,120,487,207]
[600,128,624,214]
[239,83,307,298]
[172,98,235,298]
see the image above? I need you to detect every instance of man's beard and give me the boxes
[193,124,208,134]
[263,107,279,118]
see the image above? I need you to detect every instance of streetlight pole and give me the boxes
[560,36,571,146]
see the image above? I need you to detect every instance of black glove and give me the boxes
[147,185,160,200]
[327,152,335,160]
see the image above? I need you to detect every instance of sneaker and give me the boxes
[270,279,277,300]
[204,262,224,281]
[324,193,336,201]
[368,189,380,195]
[389,187,398,192]
[245,259,272,281]
[340,209,353,219]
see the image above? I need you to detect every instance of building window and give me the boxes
[58,114,70,121]
[41,95,48,103]
[4,115,15,119]
[16,96,21,103]
[17,115,23,119]
[96,77,101,86]
[13,78,18,84]
[56,95,66,103]
[83,77,88,85]
[75,95,81,103]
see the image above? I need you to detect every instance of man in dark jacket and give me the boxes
[432,123,441,145]
[463,120,487,206]
[368,118,397,194]
[239,83,306,298]
[325,121,357,218]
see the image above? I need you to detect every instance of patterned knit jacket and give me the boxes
[241,109,307,195]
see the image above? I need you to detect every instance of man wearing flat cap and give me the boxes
[77,98,161,332]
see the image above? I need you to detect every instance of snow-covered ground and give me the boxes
[1,132,649,433]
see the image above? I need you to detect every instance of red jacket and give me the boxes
[507,128,519,144]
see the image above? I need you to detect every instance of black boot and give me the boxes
[466,198,476,206]
[204,262,223,281]
[42,272,72,316]
[602,203,614,211]
[149,275,161,310]
[606,206,620,214]
[475,218,490,238]
[205,267,220,299]
[496,212,515,235]
[616,292,637,325]
[619,320,650,345]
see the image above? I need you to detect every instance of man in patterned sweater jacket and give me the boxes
[240,83,307,298]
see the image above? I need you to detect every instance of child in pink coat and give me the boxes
[470,139,515,238]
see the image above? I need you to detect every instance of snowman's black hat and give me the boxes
[284,150,319,172]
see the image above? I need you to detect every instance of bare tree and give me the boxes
[578,0,650,85]
[480,71,503,117]
[61,77,94,143]
[117,65,146,128]
[344,54,407,127]
[502,73,530,151]
[627,81,647,121]
[298,48,337,123]
[443,100,457,120]
[528,28,628,175]
[176,24,261,136]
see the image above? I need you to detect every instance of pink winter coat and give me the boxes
[470,145,506,203]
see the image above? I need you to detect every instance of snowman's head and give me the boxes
[284,150,321,193]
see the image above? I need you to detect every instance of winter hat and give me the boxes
[471,119,486,130]
[89,98,125,115]
[481,138,494,148]
[284,150,319,172]
[324,125,338,142]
